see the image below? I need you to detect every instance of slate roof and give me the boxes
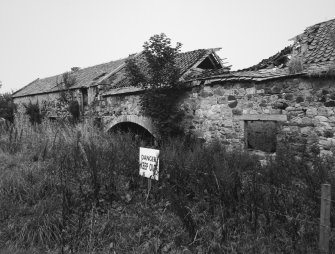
[100,49,223,92]
[12,59,126,98]
[13,49,223,98]
[297,18,335,64]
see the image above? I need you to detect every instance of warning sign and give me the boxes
[139,147,160,180]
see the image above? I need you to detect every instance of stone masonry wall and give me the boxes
[14,90,83,119]
[95,76,335,157]
[98,94,142,129]
[180,77,335,156]
[13,77,335,157]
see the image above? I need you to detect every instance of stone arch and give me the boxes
[104,115,158,138]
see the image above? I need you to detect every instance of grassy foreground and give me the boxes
[1,119,335,253]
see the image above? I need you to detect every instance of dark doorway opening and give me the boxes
[109,122,155,146]
[246,120,277,153]
[81,88,88,108]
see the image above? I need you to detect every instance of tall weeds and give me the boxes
[0,119,335,253]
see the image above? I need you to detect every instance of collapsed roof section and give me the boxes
[190,18,335,84]
[241,46,293,71]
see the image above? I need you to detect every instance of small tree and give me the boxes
[57,72,80,122]
[125,33,185,138]
[57,72,76,103]
[125,34,197,239]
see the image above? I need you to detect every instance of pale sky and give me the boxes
[0,0,334,93]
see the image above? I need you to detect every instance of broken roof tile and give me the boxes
[188,61,335,83]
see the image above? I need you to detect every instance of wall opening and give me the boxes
[197,57,216,69]
[81,88,88,108]
[197,55,222,70]
[245,120,278,153]
[109,121,155,146]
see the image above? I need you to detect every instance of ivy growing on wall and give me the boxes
[57,72,80,122]
[125,33,186,138]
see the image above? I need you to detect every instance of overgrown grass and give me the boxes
[1,119,335,253]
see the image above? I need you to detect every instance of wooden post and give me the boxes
[319,184,331,254]
[145,178,152,207]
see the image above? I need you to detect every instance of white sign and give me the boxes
[139,147,160,180]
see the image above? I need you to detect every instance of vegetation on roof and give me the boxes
[241,46,293,71]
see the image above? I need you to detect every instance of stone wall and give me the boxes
[86,93,142,131]
[95,76,335,157]
[14,89,83,119]
[13,76,335,156]
[180,77,335,156]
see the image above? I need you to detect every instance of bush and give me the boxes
[68,100,80,122]
[0,93,16,123]
[24,101,44,125]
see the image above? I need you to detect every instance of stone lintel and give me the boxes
[235,114,287,122]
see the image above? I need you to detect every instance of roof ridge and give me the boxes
[75,58,126,72]
[179,48,219,54]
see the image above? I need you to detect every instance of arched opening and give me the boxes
[109,121,155,146]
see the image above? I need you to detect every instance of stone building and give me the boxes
[12,48,226,136]
[12,18,335,156]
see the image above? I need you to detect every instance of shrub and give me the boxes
[68,100,80,122]
[0,93,16,123]
[24,101,44,125]
[288,56,304,74]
